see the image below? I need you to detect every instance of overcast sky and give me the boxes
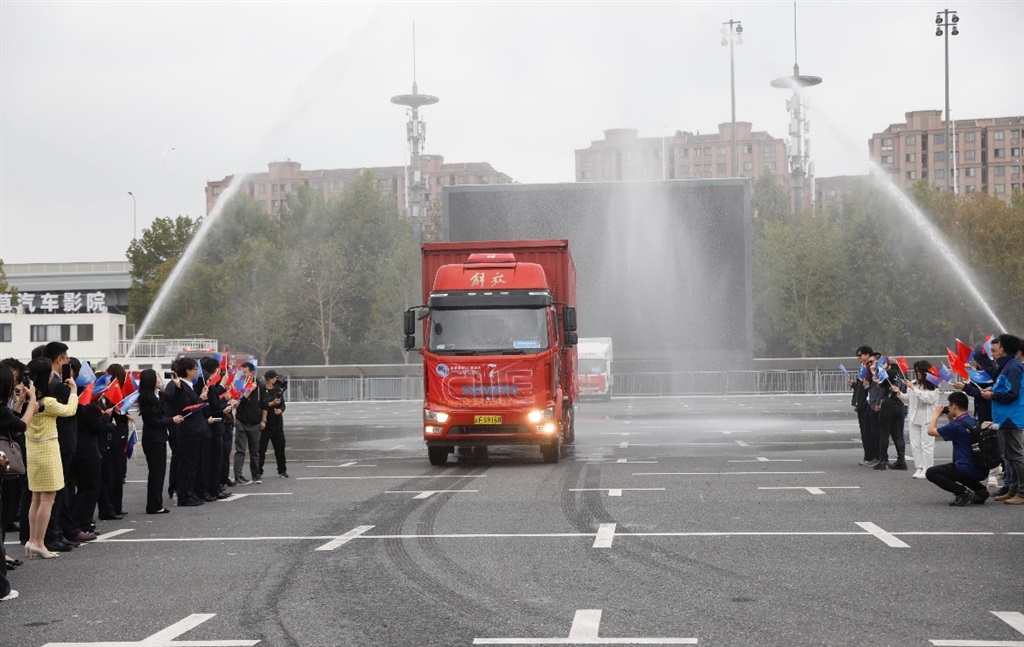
[2,1,1021,266]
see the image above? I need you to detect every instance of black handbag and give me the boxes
[0,435,26,479]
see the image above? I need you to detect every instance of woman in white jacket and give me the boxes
[896,360,941,479]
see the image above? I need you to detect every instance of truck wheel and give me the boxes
[541,439,560,464]
[428,446,449,466]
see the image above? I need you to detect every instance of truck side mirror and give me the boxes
[404,334,417,351]
[565,331,578,346]
[562,306,577,332]
[403,309,416,336]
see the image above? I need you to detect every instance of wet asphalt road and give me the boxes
[2,395,1022,647]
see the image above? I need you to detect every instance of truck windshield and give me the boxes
[579,358,606,374]
[429,308,549,354]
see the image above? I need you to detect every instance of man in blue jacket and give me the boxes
[983,334,1024,504]
[926,391,988,506]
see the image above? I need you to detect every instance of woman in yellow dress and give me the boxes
[24,357,78,559]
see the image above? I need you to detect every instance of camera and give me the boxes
[61,364,71,381]
[941,406,950,415]
[276,379,288,391]
[164,371,176,380]
[20,373,31,387]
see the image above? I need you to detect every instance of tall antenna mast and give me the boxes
[391,23,439,228]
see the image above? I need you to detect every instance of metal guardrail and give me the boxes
[284,370,853,402]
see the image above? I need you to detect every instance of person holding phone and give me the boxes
[138,370,184,514]
[164,358,208,507]
[23,357,78,559]
[42,342,81,552]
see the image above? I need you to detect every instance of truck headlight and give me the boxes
[538,422,557,434]
[425,409,449,424]
[425,425,443,435]
[528,407,555,423]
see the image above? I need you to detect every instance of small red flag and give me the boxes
[947,348,969,380]
[955,339,973,367]
[104,381,124,406]
[78,382,95,407]
[895,356,909,375]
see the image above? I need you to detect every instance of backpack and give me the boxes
[957,420,1002,471]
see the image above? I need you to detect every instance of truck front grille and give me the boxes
[449,425,528,435]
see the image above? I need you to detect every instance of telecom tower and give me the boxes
[770,2,821,213]
[391,26,439,223]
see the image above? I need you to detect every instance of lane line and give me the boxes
[734,440,749,447]
[759,486,860,495]
[221,493,293,502]
[634,471,826,476]
[473,608,699,645]
[856,521,910,548]
[729,457,802,462]
[570,488,666,498]
[315,525,375,551]
[385,490,479,499]
[297,475,487,480]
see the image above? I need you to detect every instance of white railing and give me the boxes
[283,370,854,402]
[114,337,219,358]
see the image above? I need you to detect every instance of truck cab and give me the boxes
[405,242,578,465]
[577,337,613,401]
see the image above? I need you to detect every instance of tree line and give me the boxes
[121,171,1022,364]
[752,174,1023,358]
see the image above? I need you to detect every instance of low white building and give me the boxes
[0,310,126,367]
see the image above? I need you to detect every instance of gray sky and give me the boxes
[2,1,1021,265]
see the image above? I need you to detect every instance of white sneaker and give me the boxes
[987,476,999,487]
[1,589,19,601]
[913,469,927,479]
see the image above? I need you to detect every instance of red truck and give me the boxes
[404,240,579,465]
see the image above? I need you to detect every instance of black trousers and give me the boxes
[205,425,224,497]
[0,476,25,533]
[110,441,127,514]
[220,424,233,485]
[168,428,179,498]
[878,400,906,462]
[142,440,167,513]
[258,427,286,475]
[98,448,118,518]
[926,463,986,496]
[176,428,201,504]
[859,407,879,461]
[71,456,101,530]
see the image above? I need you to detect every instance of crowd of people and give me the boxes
[0,342,287,602]
[849,333,1024,506]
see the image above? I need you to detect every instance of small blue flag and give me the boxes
[924,372,942,387]
[938,365,955,383]
[838,364,850,378]
[124,426,137,458]
[858,364,867,380]
[876,366,889,383]
[117,390,140,413]
[967,369,992,384]
[75,361,97,387]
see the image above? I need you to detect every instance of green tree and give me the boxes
[0,259,16,298]
[753,212,845,356]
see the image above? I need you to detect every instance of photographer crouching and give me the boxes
[926,391,989,506]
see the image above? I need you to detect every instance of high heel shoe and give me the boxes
[24,544,59,560]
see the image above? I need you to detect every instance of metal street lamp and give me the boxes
[935,9,960,192]
[722,19,743,178]
[127,191,136,241]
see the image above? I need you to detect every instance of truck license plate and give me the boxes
[474,415,502,425]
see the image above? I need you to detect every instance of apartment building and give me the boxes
[575,124,791,188]
[205,156,514,216]
[869,110,1023,202]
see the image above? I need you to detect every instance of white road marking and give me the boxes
[474,608,699,645]
[315,525,375,551]
[619,442,629,449]
[856,521,910,548]
[720,430,751,435]
[759,486,861,495]
[41,612,260,646]
[729,457,802,462]
[593,524,617,548]
[634,471,826,476]
[221,493,293,502]
[385,490,479,499]
[734,440,749,447]
[570,488,666,497]
[930,610,1024,646]
[309,462,377,468]
[92,529,134,542]
[802,429,837,433]
[601,432,631,436]
[297,475,487,480]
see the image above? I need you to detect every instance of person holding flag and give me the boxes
[165,358,209,506]
[874,355,908,471]
[199,357,230,501]
[138,370,184,514]
[849,346,879,467]
[232,362,263,485]
[896,360,941,479]
[102,365,133,518]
